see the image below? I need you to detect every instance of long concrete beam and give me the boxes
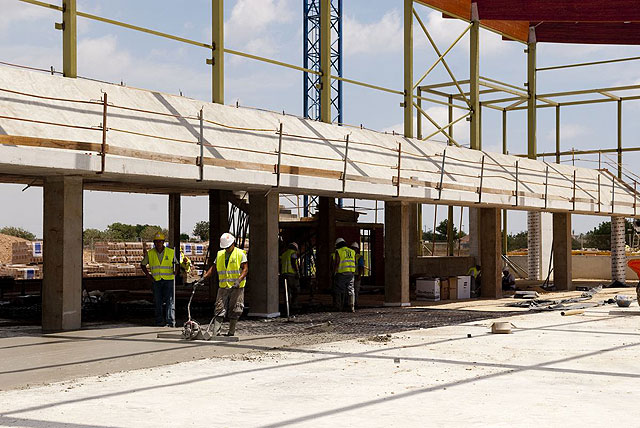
[0,66,636,217]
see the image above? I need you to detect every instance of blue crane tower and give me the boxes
[303,0,343,216]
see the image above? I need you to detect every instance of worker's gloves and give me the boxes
[232,279,241,289]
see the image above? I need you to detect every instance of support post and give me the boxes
[469,18,480,150]
[618,99,623,179]
[212,0,224,104]
[384,201,410,306]
[468,13,481,267]
[526,35,539,281]
[447,206,454,256]
[168,193,181,249]
[555,105,561,164]
[42,176,83,331]
[320,0,331,123]
[62,0,77,78]
[403,0,413,139]
[317,197,336,292]
[479,208,501,298]
[502,109,508,255]
[553,213,573,290]
[611,216,627,286]
[246,191,280,317]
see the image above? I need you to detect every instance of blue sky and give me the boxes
[1,0,639,238]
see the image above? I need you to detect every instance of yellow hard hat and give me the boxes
[153,232,166,241]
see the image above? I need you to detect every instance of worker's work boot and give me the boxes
[212,316,223,336]
[226,319,238,336]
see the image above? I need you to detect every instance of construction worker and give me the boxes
[502,267,516,291]
[333,237,356,312]
[176,249,192,286]
[467,264,481,296]
[350,241,365,308]
[141,233,179,327]
[280,242,300,308]
[201,233,248,336]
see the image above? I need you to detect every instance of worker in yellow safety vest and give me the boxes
[332,237,356,312]
[280,242,300,308]
[141,232,179,327]
[176,249,192,285]
[201,232,248,336]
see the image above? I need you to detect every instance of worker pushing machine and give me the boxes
[201,233,248,337]
[333,237,356,312]
[141,232,179,327]
[280,242,301,308]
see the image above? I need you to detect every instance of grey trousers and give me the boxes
[215,287,245,320]
[334,273,355,311]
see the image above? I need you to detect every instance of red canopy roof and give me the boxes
[416,0,640,44]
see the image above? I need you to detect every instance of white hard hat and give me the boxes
[220,233,235,249]
[350,241,359,250]
[335,237,345,246]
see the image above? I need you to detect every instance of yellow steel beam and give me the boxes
[331,75,402,95]
[414,102,461,147]
[537,55,640,72]
[404,0,413,138]
[18,0,61,11]
[212,0,224,104]
[62,0,77,78]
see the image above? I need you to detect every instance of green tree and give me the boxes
[105,222,137,241]
[583,220,633,250]
[193,221,210,241]
[507,231,528,251]
[140,225,164,241]
[0,226,36,240]
[83,228,106,246]
[180,233,190,241]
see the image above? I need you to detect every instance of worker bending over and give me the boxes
[141,233,179,327]
[502,267,516,291]
[201,233,248,336]
[333,237,356,312]
[350,241,365,308]
[280,242,301,308]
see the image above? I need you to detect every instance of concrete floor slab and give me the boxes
[1,304,640,427]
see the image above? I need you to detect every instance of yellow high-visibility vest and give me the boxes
[336,247,356,274]
[148,247,175,281]
[216,247,246,288]
[180,251,192,273]
[280,249,297,274]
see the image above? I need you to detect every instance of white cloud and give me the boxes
[0,0,54,33]
[224,0,294,56]
[344,10,403,56]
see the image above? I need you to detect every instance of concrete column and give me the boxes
[208,189,229,261]
[384,201,410,306]
[468,208,480,263]
[168,193,181,249]
[316,197,336,292]
[611,216,627,285]
[527,211,541,280]
[479,207,501,298]
[553,213,573,290]
[42,176,83,331]
[409,203,418,269]
[246,191,280,318]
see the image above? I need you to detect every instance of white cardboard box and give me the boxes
[416,278,440,301]
[457,275,471,299]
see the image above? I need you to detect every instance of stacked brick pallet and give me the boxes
[181,242,209,264]
[0,264,42,280]
[11,241,43,264]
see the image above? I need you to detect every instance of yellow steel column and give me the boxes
[62,0,77,78]
[212,0,224,104]
[527,39,537,159]
[618,100,623,179]
[404,0,413,138]
[320,0,331,123]
[469,19,480,150]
